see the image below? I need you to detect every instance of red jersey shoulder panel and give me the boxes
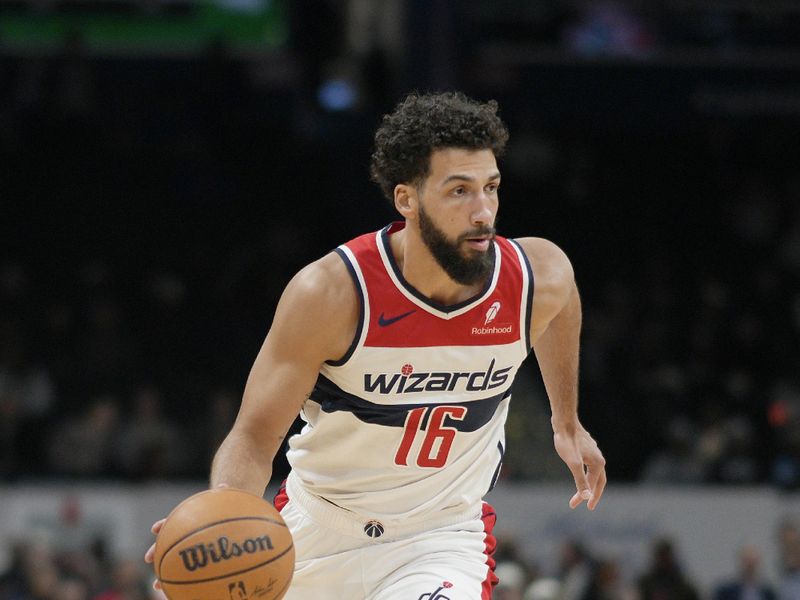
[341,224,525,348]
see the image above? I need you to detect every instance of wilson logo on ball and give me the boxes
[178,535,274,572]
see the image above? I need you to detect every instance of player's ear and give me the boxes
[394,184,417,220]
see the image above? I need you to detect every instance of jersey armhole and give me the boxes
[509,239,535,353]
[325,247,366,367]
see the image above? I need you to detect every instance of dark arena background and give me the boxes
[1,1,800,598]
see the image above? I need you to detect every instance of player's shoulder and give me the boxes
[513,237,578,339]
[272,251,359,360]
[512,236,574,284]
[283,251,357,311]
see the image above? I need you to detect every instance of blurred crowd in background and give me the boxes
[2,515,800,600]
[2,0,800,598]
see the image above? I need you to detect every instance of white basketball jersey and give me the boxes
[286,222,534,520]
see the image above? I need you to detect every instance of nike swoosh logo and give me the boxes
[377,309,417,327]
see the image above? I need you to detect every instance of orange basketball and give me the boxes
[153,488,295,600]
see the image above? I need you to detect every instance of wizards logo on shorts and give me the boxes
[363,359,512,395]
[418,581,453,599]
[363,520,384,538]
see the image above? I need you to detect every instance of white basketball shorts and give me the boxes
[274,474,499,599]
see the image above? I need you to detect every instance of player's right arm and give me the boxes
[210,251,358,494]
[145,251,357,568]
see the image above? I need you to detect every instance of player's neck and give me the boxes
[389,227,485,306]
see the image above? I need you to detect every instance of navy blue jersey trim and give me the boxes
[488,441,505,493]
[380,225,496,314]
[510,239,534,353]
[325,248,364,367]
[309,374,510,431]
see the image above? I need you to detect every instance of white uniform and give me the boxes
[276,222,534,599]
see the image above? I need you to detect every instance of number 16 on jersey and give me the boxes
[394,406,467,468]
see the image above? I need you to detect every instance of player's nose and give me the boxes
[471,193,494,226]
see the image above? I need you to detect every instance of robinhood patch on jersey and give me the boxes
[470,323,513,336]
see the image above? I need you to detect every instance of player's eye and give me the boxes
[486,184,499,193]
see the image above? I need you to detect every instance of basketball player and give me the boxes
[146,92,606,599]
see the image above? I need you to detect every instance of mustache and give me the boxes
[458,226,496,243]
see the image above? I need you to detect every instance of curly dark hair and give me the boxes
[370,91,509,201]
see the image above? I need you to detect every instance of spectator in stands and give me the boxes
[0,540,28,598]
[637,537,700,600]
[584,558,637,600]
[1,539,61,600]
[769,379,800,489]
[713,545,775,600]
[0,313,56,479]
[640,416,706,484]
[116,385,187,480]
[713,417,760,484]
[55,578,89,600]
[523,577,560,600]
[562,2,657,58]
[777,519,800,600]
[557,539,595,600]
[93,559,149,600]
[47,396,122,478]
[198,387,239,474]
[495,561,527,600]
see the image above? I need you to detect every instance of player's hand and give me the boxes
[144,484,229,591]
[144,518,166,590]
[553,424,606,511]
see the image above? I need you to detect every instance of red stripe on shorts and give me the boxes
[481,502,499,599]
[273,479,289,512]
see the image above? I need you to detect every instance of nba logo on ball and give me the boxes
[228,581,247,599]
[363,520,384,538]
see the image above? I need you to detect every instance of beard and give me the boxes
[418,203,496,286]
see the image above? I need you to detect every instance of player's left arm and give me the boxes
[515,237,606,511]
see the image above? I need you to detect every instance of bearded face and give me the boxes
[418,202,496,286]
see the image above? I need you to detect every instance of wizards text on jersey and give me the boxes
[363,358,513,395]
